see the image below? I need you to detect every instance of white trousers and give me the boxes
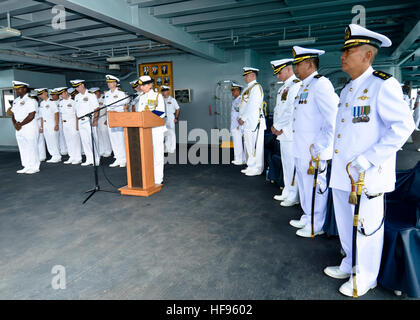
[43,122,61,159]
[152,127,165,184]
[332,189,384,289]
[295,157,328,232]
[63,119,82,162]
[164,127,177,154]
[107,113,126,163]
[280,140,299,202]
[16,126,40,171]
[231,127,245,163]
[97,116,112,156]
[244,128,264,174]
[59,121,68,155]
[38,133,46,161]
[414,107,420,129]
[78,119,100,164]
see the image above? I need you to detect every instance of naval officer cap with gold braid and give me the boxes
[12,81,29,90]
[70,79,85,88]
[130,79,139,89]
[341,24,392,51]
[270,58,294,75]
[54,87,68,95]
[231,82,243,91]
[35,88,48,95]
[161,85,170,92]
[106,74,120,83]
[292,46,325,65]
[138,75,154,85]
[243,67,259,76]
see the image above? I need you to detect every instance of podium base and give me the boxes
[119,185,162,197]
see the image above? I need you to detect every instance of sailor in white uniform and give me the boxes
[57,87,82,165]
[238,67,266,176]
[90,87,112,158]
[324,24,415,297]
[270,59,301,207]
[136,75,167,184]
[36,88,62,163]
[130,79,142,112]
[161,85,180,154]
[11,81,40,174]
[104,75,129,168]
[71,79,100,166]
[230,82,246,165]
[29,92,46,162]
[289,46,339,238]
[51,88,68,156]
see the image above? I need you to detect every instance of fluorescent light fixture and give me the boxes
[108,64,120,70]
[106,55,136,63]
[0,27,21,40]
[278,37,316,47]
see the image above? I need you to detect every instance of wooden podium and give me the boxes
[108,111,165,197]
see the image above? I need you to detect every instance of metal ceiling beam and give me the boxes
[186,4,417,33]
[152,0,275,18]
[1,9,80,29]
[19,19,105,37]
[15,27,125,46]
[55,39,154,55]
[171,0,377,26]
[43,0,226,62]
[127,0,184,7]
[0,48,108,73]
[391,20,420,60]
[0,0,49,18]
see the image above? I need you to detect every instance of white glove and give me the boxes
[310,144,321,159]
[350,155,372,173]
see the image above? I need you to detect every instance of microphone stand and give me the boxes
[78,93,137,204]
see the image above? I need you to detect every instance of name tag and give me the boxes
[83,97,89,102]
[20,101,25,105]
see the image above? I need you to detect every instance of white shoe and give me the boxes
[47,158,61,163]
[245,170,262,176]
[324,266,350,279]
[296,228,325,238]
[241,168,249,174]
[281,200,299,207]
[417,148,420,152]
[64,159,72,164]
[72,160,82,165]
[109,161,120,167]
[17,168,28,174]
[274,194,287,201]
[232,160,245,166]
[339,279,376,298]
[25,169,40,174]
[81,162,93,166]
[119,162,126,168]
[102,153,112,158]
[40,158,46,162]
[289,219,306,229]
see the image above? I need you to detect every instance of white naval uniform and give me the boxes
[74,91,100,165]
[33,98,46,161]
[12,94,40,171]
[292,72,339,232]
[39,99,61,160]
[57,99,68,155]
[329,66,415,290]
[240,80,266,174]
[414,95,420,130]
[163,95,180,153]
[104,88,128,164]
[273,74,301,202]
[59,97,82,162]
[96,95,112,157]
[230,95,245,163]
[136,90,166,184]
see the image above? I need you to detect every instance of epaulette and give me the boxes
[293,79,300,83]
[373,70,392,80]
[314,74,323,79]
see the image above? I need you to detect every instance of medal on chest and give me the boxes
[298,88,309,104]
[281,88,289,101]
[352,105,371,123]
[83,97,89,102]
[20,101,25,105]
